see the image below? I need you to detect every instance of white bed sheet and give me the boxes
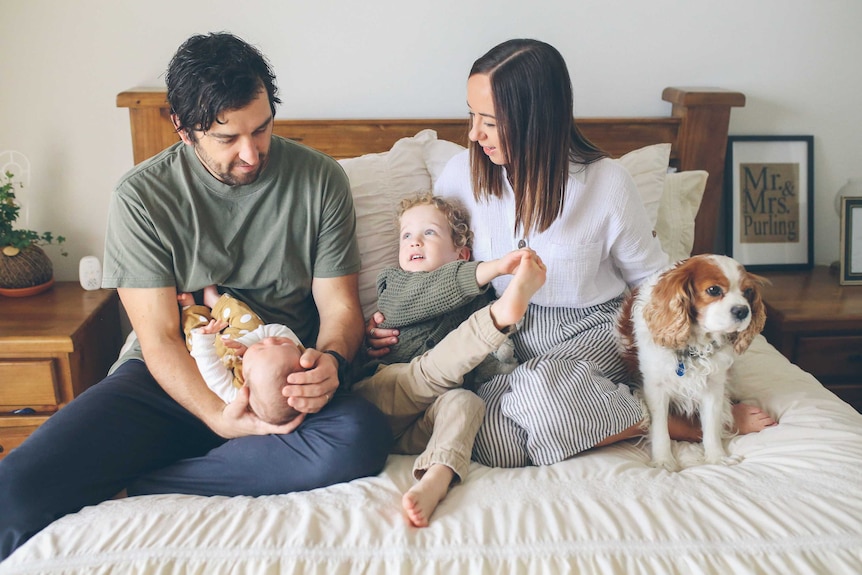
[2,337,861,574]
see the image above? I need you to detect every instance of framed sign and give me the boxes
[839,196,862,285]
[725,135,814,270]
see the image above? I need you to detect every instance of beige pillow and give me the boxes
[656,170,709,262]
[424,135,465,184]
[616,143,671,228]
[338,133,433,319]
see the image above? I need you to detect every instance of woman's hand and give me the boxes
[365,311,399,359]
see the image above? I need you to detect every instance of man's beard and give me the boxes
[194,144,267,186]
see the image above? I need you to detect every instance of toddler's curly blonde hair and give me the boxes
[398,192,473,251]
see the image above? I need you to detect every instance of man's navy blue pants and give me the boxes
[0,360,392,560]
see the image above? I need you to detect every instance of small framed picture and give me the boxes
[840,196,862,285]
[725,135,814,270]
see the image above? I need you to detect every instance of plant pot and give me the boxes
[0,276,54,297]
[0,243,54,290]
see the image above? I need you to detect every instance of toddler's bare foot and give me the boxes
[490,253,546,328]
[732,403,777,434]
[177,292,195,308]
[402,464,454,528]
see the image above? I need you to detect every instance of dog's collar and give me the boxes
[675,339,722,376]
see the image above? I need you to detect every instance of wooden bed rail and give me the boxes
[661,87,745,255]
[117,87,744,254]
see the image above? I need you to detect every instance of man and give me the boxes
[0,32,392,560]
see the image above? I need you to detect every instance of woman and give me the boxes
[369,39,774,467]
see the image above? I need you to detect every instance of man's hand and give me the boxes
[216,385,305,438]
[282,348,340,413]
[121,286,306,441]
[365,311,398,359]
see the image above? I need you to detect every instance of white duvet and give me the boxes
[3,336,861,574]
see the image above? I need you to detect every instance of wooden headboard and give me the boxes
[117,86,744,255]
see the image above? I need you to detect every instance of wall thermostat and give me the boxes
[79,256,102,290]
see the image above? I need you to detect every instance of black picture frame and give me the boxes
[839,196,862,285]
[724,135,814,270]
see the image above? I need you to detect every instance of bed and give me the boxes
[2,87,861,574]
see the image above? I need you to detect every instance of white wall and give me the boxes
[1,0,859,279]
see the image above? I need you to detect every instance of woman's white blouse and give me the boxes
[434,150,668,308]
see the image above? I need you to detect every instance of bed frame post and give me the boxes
[662,87,745,255]
[116,89,177,165]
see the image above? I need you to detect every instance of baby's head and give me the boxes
[397,193,473,273]
[241,336,303,425]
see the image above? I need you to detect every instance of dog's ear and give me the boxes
[617,288,641,375]
[643,261,694,349]
[733,271,769,354]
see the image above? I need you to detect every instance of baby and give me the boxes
[179,285,304,425]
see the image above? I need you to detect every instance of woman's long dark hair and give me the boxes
[469,39,606,235]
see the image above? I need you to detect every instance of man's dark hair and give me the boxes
[165,32,281,138]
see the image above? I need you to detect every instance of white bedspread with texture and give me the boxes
[3,337,861,574]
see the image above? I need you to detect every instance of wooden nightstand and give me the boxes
[0,283,122,459]
[759,266,862,412]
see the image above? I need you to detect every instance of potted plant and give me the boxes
[0,170,66,295]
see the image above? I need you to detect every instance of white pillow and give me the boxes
[338,132,434,319]
[616,143,672,228]
[656,170,709,262]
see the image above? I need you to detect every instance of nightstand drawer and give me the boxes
[0,284,121,457]
[795,336,862,379]
[0,415,49,460]
[0,360,59,410]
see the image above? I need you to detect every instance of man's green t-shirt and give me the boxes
[103,135,360,367]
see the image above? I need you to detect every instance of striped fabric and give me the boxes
[473,298,644,467]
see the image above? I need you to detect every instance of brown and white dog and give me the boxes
[618,254,767,471]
